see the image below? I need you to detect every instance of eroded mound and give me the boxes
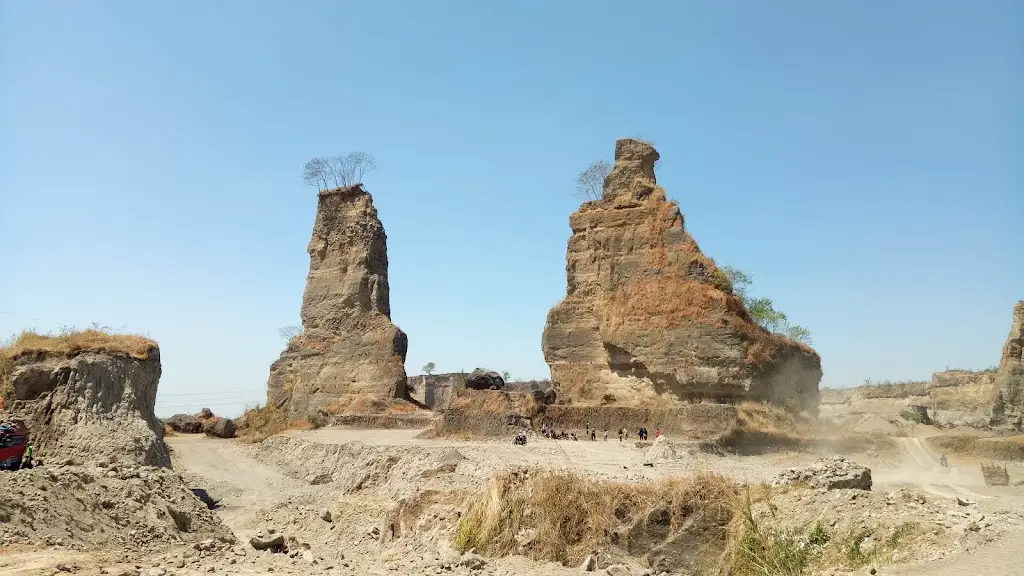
[0,464,232,552]
[2,333,169,467]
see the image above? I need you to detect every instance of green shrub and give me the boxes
[899,410,924,424]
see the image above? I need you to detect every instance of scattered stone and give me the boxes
[250,532,285,551]
[580,553,598,571]
[458,552,487,570]
[773,456,872,490]
[320,508,333,522]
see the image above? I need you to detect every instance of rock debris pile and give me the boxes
[772,456,873,490]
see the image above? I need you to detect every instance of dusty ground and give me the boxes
[3,425,1024,576]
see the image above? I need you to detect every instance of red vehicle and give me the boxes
[0,421,28,471]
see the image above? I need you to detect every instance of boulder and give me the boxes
[466,368,505,391]
[266,185,408,416]
[196,407,214,419]
[166,413,203,434]
[990,301,1024,428]
[542,139,821,413]
[772,456,872,490]
[202,417,236,438]
[250,532,285,551]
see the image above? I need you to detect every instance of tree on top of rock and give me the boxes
[575,160,612,201]
[302,152,377,191]
[718,266,813,345]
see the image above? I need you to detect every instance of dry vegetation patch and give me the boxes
[455,468,938,575]
[715,402,809,454]
[1,327,158,401]
[454,468,737,569]
[235,403,303,443]
[1,329,157,361]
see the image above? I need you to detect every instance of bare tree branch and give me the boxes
[332,152,377,187]
[305,152,377,190]
[575,159,611,201]
[302,157,332,191]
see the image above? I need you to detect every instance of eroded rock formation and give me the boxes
[990,301,1024,427]
[542,139,822,413]
[268,184,408,416]
[7,348,170,466]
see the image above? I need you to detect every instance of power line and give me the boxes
[156,389,265,397]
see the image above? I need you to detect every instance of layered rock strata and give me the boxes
[990,301,1024,427]
[542,139,822,413]
[7,347,170,466]
[268,184,408,416]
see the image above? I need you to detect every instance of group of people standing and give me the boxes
[537,424,661,442]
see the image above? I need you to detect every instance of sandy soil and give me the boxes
[5,426,1024,575]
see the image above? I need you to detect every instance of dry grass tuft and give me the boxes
[0,327,157,401]
[604,275,729,331]
[455,468,737,567]
[0,328,157,361]
[715,402,809,454]
[236,403,293,443]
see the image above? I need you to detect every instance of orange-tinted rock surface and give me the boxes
[542,139,821,413]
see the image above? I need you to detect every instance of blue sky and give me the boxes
[1,1,1021,417]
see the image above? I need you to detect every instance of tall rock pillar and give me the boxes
[268,184,408,416]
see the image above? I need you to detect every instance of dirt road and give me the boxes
[168,434,300,535]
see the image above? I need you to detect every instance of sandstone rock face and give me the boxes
[990,301,1024,427]
[8,349,170,467]
[268,185,408,416]
[542,139,822,413]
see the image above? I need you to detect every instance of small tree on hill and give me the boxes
[422,362,436,376]
[278,325,302,341]
[575,160,612,201]
[717,267,812,345]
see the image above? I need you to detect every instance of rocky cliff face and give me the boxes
[542,139,822,413]
[991,301,1024,427]
[7,349,169,467]
[268,184,408,416]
